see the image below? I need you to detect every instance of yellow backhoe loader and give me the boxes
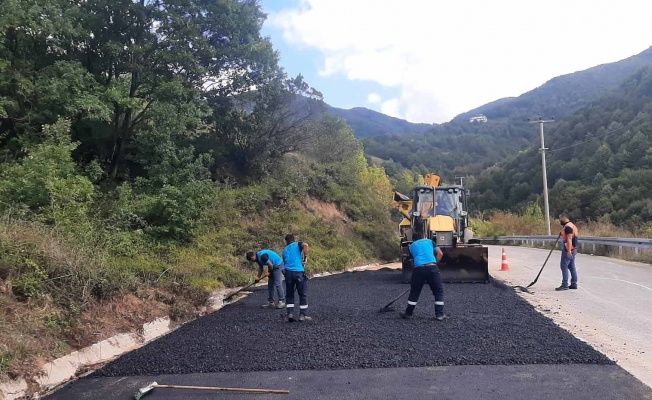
[392,173,489,283]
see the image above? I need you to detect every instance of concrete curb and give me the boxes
[0,288,233,400]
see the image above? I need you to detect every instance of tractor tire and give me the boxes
[401,258,413,284]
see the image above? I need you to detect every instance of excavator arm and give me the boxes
[392,191,412,219]
[423,173,441,187]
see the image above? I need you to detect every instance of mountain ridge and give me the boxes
[354,46,652,183]
[325,105,434,138]
[454,46,652,122]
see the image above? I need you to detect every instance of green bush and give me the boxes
[0,120,95,227]
[0,352,12,376]
[12,260,48,300]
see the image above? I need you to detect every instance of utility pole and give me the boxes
[529,116,554,235]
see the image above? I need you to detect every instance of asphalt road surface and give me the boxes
[487,244,652,388]
[46,253,652,400]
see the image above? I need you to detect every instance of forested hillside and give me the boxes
[0,0,395,378]
[472,65,652,228]
[361,47,652,183]
[326,106,433,138]
[363,119,533,182]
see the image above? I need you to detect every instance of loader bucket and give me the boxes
[439,245,490,283]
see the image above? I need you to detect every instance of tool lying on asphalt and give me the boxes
[134,382,289,399]
[224,275,267,301]
[378,287,411,312]
[513,232,562,293]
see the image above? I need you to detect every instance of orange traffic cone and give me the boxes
[500,248,510,271]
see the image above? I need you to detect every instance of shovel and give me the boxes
[513,232,562,293]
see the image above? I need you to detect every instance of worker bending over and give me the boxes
[246,249,286,309]
[282,234,311,322]
[400,231,446,321]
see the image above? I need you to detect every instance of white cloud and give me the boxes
[367,92,381,104]
[269,0,652,123]
[381,98,401,118]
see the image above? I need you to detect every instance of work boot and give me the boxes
[555,285,569,291]
[298,314,312,322]
[286,313,295,322]
[399,312,412,319]
[276,301,286,309]
[569,284,578,289]
[262,302,275,309]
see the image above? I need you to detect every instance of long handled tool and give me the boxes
[224,275,267,302]
[378,287,411,312]
[513,232,562,293]
[135,382,289,399]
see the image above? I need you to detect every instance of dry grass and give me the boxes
[473,211,651,239]
[67,293,171,348]
[0,220,210,381]
[0,292,66,379]
[0,286,197,380]
[578,221,651,238]
[471,211,547,237]
[474,211,652,265]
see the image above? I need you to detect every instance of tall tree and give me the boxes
[75,0,280,179]
[210,74,324,178]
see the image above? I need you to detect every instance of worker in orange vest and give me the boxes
[556,214,579,291]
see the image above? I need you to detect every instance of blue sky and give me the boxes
[261,1,652,123]
[260,1,398,112]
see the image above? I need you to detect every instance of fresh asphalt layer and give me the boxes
[95,269,608,376]
[45,268,652,399]
[48,365,652,400]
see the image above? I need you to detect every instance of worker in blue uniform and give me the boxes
[282,234,311,322]
[400,231,446,320]
[246,249,285,309]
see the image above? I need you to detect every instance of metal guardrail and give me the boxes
[477,235,652,255]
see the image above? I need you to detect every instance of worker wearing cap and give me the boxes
[246,249,285,308]
[282,234,311,322]
[556,214,579,291]
[400,231,445,320]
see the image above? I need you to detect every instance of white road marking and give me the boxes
[591,277,652,293]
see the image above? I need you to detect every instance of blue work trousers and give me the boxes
[268,265,286,303]
[285,270,308,315]
[560,249,578,287]
[406,264,444,317]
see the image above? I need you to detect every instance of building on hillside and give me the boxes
[469,114,488,123]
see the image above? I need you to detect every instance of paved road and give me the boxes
[44,250,652,400]
[488,245,652,388]
[49,364,650,400]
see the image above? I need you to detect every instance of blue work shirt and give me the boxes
[282,242,305,272]
[256,250,283,268]
[409,239,440,267]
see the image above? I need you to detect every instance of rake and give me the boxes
[135,382,289,399]
[378,288,411,312]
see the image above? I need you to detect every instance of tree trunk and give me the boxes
[109,70,139,180]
